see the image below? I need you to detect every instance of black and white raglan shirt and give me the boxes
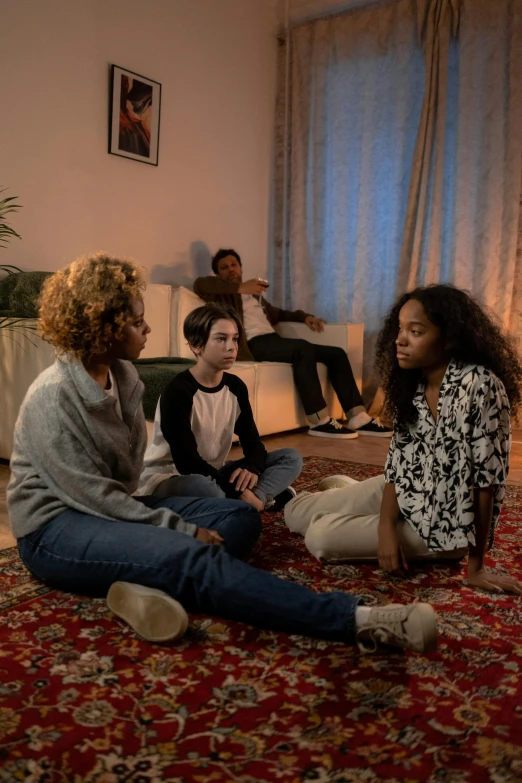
[385,361,511,552]
[138,369,267,498]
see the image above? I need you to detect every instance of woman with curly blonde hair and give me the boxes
[7,253,437,653]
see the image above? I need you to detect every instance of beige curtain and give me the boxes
[398,0,522,332]
[396,0,460,291]
[509,167,522,343]
[273,0,522,398]
[276,0,426,398]
[271,37,290,304]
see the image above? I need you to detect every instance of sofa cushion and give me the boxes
[134,358,196,420]
[0,271,53,317]
[170,286,205,359]
[141,283,172,358]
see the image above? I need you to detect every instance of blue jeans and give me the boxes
[154,448,303,506]
[17,495,359,642]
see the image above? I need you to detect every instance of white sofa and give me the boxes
[0,284,364,459]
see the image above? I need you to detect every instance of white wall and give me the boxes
[1,0,278,285]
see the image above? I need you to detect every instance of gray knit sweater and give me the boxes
[7,356,196,538]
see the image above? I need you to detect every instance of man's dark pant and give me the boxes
[248,333,364,417]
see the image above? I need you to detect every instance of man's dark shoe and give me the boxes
[267,486,297,512]
[354,418,392,437]
[308,418,358,439]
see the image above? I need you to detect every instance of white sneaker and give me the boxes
[317,474,359,491]
[107,582,189,643]
[356,603,438,654]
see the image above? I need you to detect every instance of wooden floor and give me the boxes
[3,428,522,552]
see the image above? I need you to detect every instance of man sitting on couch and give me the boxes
[193,249,391,440]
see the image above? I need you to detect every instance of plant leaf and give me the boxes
[0,188,23,247]
[0,318,39,330]
[0,264,24,274]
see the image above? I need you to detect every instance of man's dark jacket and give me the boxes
[193,276,312,361]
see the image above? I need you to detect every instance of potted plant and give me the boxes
[0,189,38,343]
[0,188,22,250]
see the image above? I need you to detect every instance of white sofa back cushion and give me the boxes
[170,286,205,359]
[141,283,172,359]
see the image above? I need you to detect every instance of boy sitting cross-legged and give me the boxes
[139,303,303,512]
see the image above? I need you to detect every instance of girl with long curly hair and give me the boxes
[285,284,522,596]
[7,253,437,653]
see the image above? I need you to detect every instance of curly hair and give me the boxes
[38,253,145,360]
[375,284,522,428]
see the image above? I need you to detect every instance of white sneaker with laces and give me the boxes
[356,602,438,654]
[107,582,189,643]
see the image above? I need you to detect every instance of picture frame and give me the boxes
[109,64,161,166]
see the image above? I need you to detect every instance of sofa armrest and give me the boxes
[0,324,56,459]
[275,321,364,393]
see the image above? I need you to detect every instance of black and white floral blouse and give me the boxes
[384,361,511,552]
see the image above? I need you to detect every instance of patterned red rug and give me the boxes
[1,456,522,783]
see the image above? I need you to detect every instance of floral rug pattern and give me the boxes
[1,457,522,783]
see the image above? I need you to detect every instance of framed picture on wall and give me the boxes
[109,64,161,165]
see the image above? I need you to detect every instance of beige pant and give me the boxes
[284,474,468,563]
